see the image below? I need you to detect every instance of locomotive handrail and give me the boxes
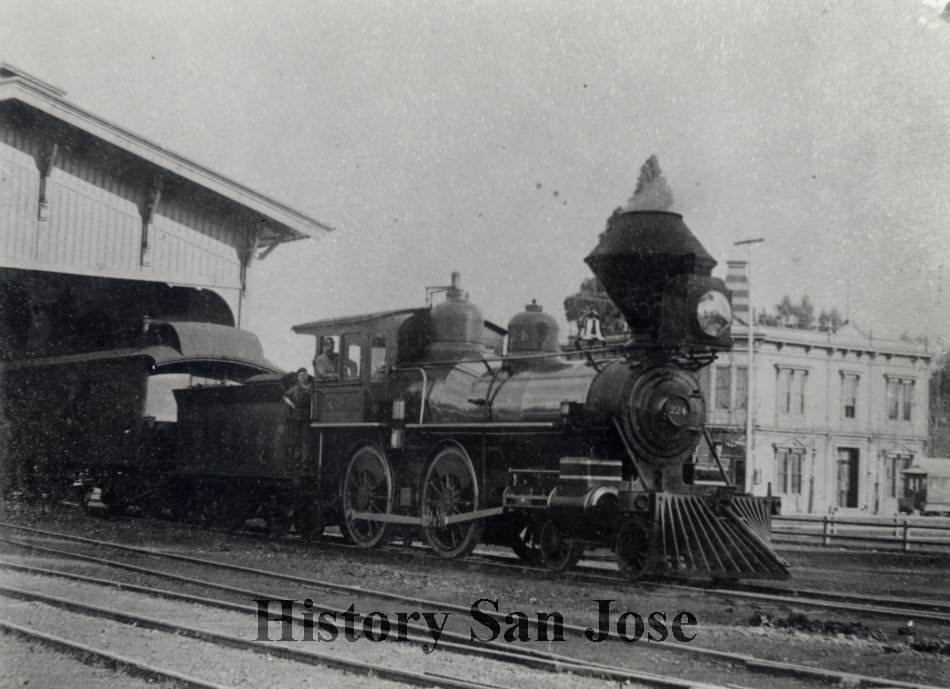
[404,422,558,429]
[390,344,628,371]
[400,366,428,424]
[612,417,658,491]
[702,427,733,486]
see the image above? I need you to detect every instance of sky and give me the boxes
[1,0,949,369]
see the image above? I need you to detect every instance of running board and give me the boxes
[653,493,790,580]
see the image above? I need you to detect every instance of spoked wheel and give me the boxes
[510,519,541,565]
[341,445,393,548]
[615,517,655,580]
[422,445,483,559]
[539,519,583,572]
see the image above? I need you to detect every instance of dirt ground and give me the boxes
[0,503,948,688]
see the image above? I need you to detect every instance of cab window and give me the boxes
[370,335,387,382]
[341,334,362,381]
[314,334,342,381]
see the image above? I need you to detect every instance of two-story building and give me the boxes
[700,261,931,516]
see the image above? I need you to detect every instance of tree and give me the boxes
[798,295,815,330]
[900,331,928,345]
[817,308,845,333]
[775,295,796,327]
[930,352,950,456]
[761,295,840,331]
[756,308,779,326]
[563,276,628,336]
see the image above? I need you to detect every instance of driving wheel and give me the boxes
[421,445,483,558]
[510,518,541,565]
[341,445,393,548]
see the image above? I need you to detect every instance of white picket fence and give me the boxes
[772,514,950,552]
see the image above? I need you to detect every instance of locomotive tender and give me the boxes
[0,320,279,510]
[177,209,788,580]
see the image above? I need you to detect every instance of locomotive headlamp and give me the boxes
[696,291,732,337]
[656,274,733,350]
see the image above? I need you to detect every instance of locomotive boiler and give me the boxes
[176,208,787,580]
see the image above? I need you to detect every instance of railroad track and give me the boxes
[74,509,950,623]
[0,618,235,689]
[6,514,949,624]
[37,504,950,619]
[302,530,950,624]
[0,541,729,689]
[0,581,540,689]
[471,553,950,621]
[0,521,945,689]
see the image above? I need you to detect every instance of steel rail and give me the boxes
[0,556,709,687]
[0,525,944,689]
[6,517,947,623]
[41,501,950,617]
[0,580,724,689]
[477,556,950,619]
[0,618,236,689]
[0,586,531,689]
[307,529,950,621]
[460,549,950,617]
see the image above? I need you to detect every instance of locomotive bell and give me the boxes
[507,300,560,354]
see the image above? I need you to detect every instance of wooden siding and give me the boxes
[0,116,244,292]
[0,123,41,263]
[152,192,242,288]
[41,142,143,270]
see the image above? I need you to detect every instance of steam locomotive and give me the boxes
[1,209,788,581]
[175,208,787,580]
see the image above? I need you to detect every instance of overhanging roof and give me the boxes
[293,308,425,334]
[2,319,281,373]
[0,64,334,248]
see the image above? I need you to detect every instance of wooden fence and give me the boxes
[772,514,950,552]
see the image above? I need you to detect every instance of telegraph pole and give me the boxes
[734,237,765,493]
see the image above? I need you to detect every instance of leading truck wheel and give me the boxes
[422,446,483,559]
[539,519,583,572]
[341,445,393,549]
[615,518,655,580]
[511,519,541,565]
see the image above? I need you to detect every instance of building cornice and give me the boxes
[730,323,931,361]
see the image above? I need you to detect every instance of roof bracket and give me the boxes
[139,173,164,267]
[36,142,58,221]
